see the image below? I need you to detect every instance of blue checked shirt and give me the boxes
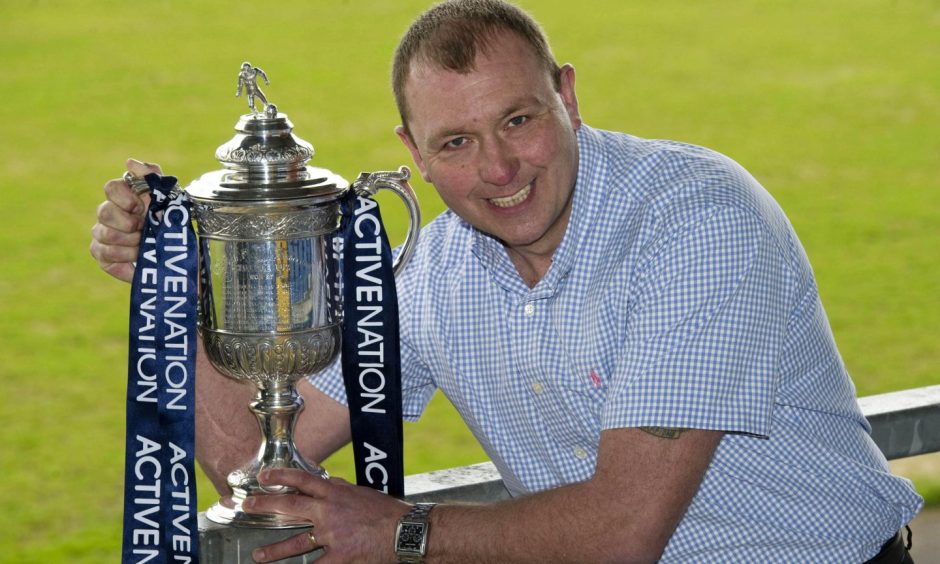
[311,125,923,561]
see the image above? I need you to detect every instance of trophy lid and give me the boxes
[186,63,348,202]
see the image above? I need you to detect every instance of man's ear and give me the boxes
[557,64,582,130]
[395,125,431,182]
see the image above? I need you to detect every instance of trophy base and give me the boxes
[206,494,312,529]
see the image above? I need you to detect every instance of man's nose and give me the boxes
[478,138,519,187]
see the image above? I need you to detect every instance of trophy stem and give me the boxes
[206,381,329,528]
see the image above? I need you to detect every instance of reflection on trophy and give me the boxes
[184,66,420,528]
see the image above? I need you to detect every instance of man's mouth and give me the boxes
[489,184,532,208]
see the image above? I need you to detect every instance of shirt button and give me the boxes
[523,303,535,317]
[573,446,588,459]
[531,382,544,394]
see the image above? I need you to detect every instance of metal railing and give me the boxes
[198,385,940,562]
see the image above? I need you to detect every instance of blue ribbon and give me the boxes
[338,190,405,498]
[122,173,199,563]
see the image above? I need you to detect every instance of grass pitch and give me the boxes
[0,0,936,561]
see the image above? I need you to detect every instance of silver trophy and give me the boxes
[181,64,420,528]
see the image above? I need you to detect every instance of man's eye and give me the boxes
[445,137,468,149]
[508,115,528,127]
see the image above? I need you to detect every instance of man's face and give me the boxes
[397,31,581,261]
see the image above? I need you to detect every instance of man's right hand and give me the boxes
[90,159,162,282]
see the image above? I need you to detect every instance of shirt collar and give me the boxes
[547,125,607,284]
[469,124,609,295]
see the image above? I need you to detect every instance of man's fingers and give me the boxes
[103,178,147,215]
[92,195,143,285]
[110,158,160,209]
[96,199,144,233]
[88,159,163,285]
[102,157,156,218]
[91,222,142,248]
[243,491,318,520]
[258,468,333,498]
[101,262,137,284]
[90,237,140,267]
[89,236,137,282]
[252,530,321,563]
[126,158,162,177]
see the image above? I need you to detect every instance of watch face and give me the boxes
[398,523,427,552]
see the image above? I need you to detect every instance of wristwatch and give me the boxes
[395,502,436,563]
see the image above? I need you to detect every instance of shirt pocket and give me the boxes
[556,365,609,449]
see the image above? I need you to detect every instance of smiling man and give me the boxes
[393,28,581,288]
[91,0,922,562]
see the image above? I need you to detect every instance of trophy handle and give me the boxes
[351,166,421,276]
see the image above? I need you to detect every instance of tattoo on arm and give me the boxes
[639,426,686,439]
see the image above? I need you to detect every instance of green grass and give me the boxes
[0,0,936,561]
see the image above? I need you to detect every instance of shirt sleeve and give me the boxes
[305,355,345,403]
[398,337,437,421]
[601,204,792,437]
[305,314,437,423]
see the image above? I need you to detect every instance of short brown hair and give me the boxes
[392,0,561,132]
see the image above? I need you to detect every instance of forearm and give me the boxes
[193,338,258,494]
[426,479,664,564]
[423,428,722,564]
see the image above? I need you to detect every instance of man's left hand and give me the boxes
[244,468,411,563]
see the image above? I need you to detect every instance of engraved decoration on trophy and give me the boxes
[183,64,421,528]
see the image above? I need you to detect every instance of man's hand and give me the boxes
[90,158,162,282]
[244,469,411,563]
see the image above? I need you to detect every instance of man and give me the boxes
[90,1,922,562]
